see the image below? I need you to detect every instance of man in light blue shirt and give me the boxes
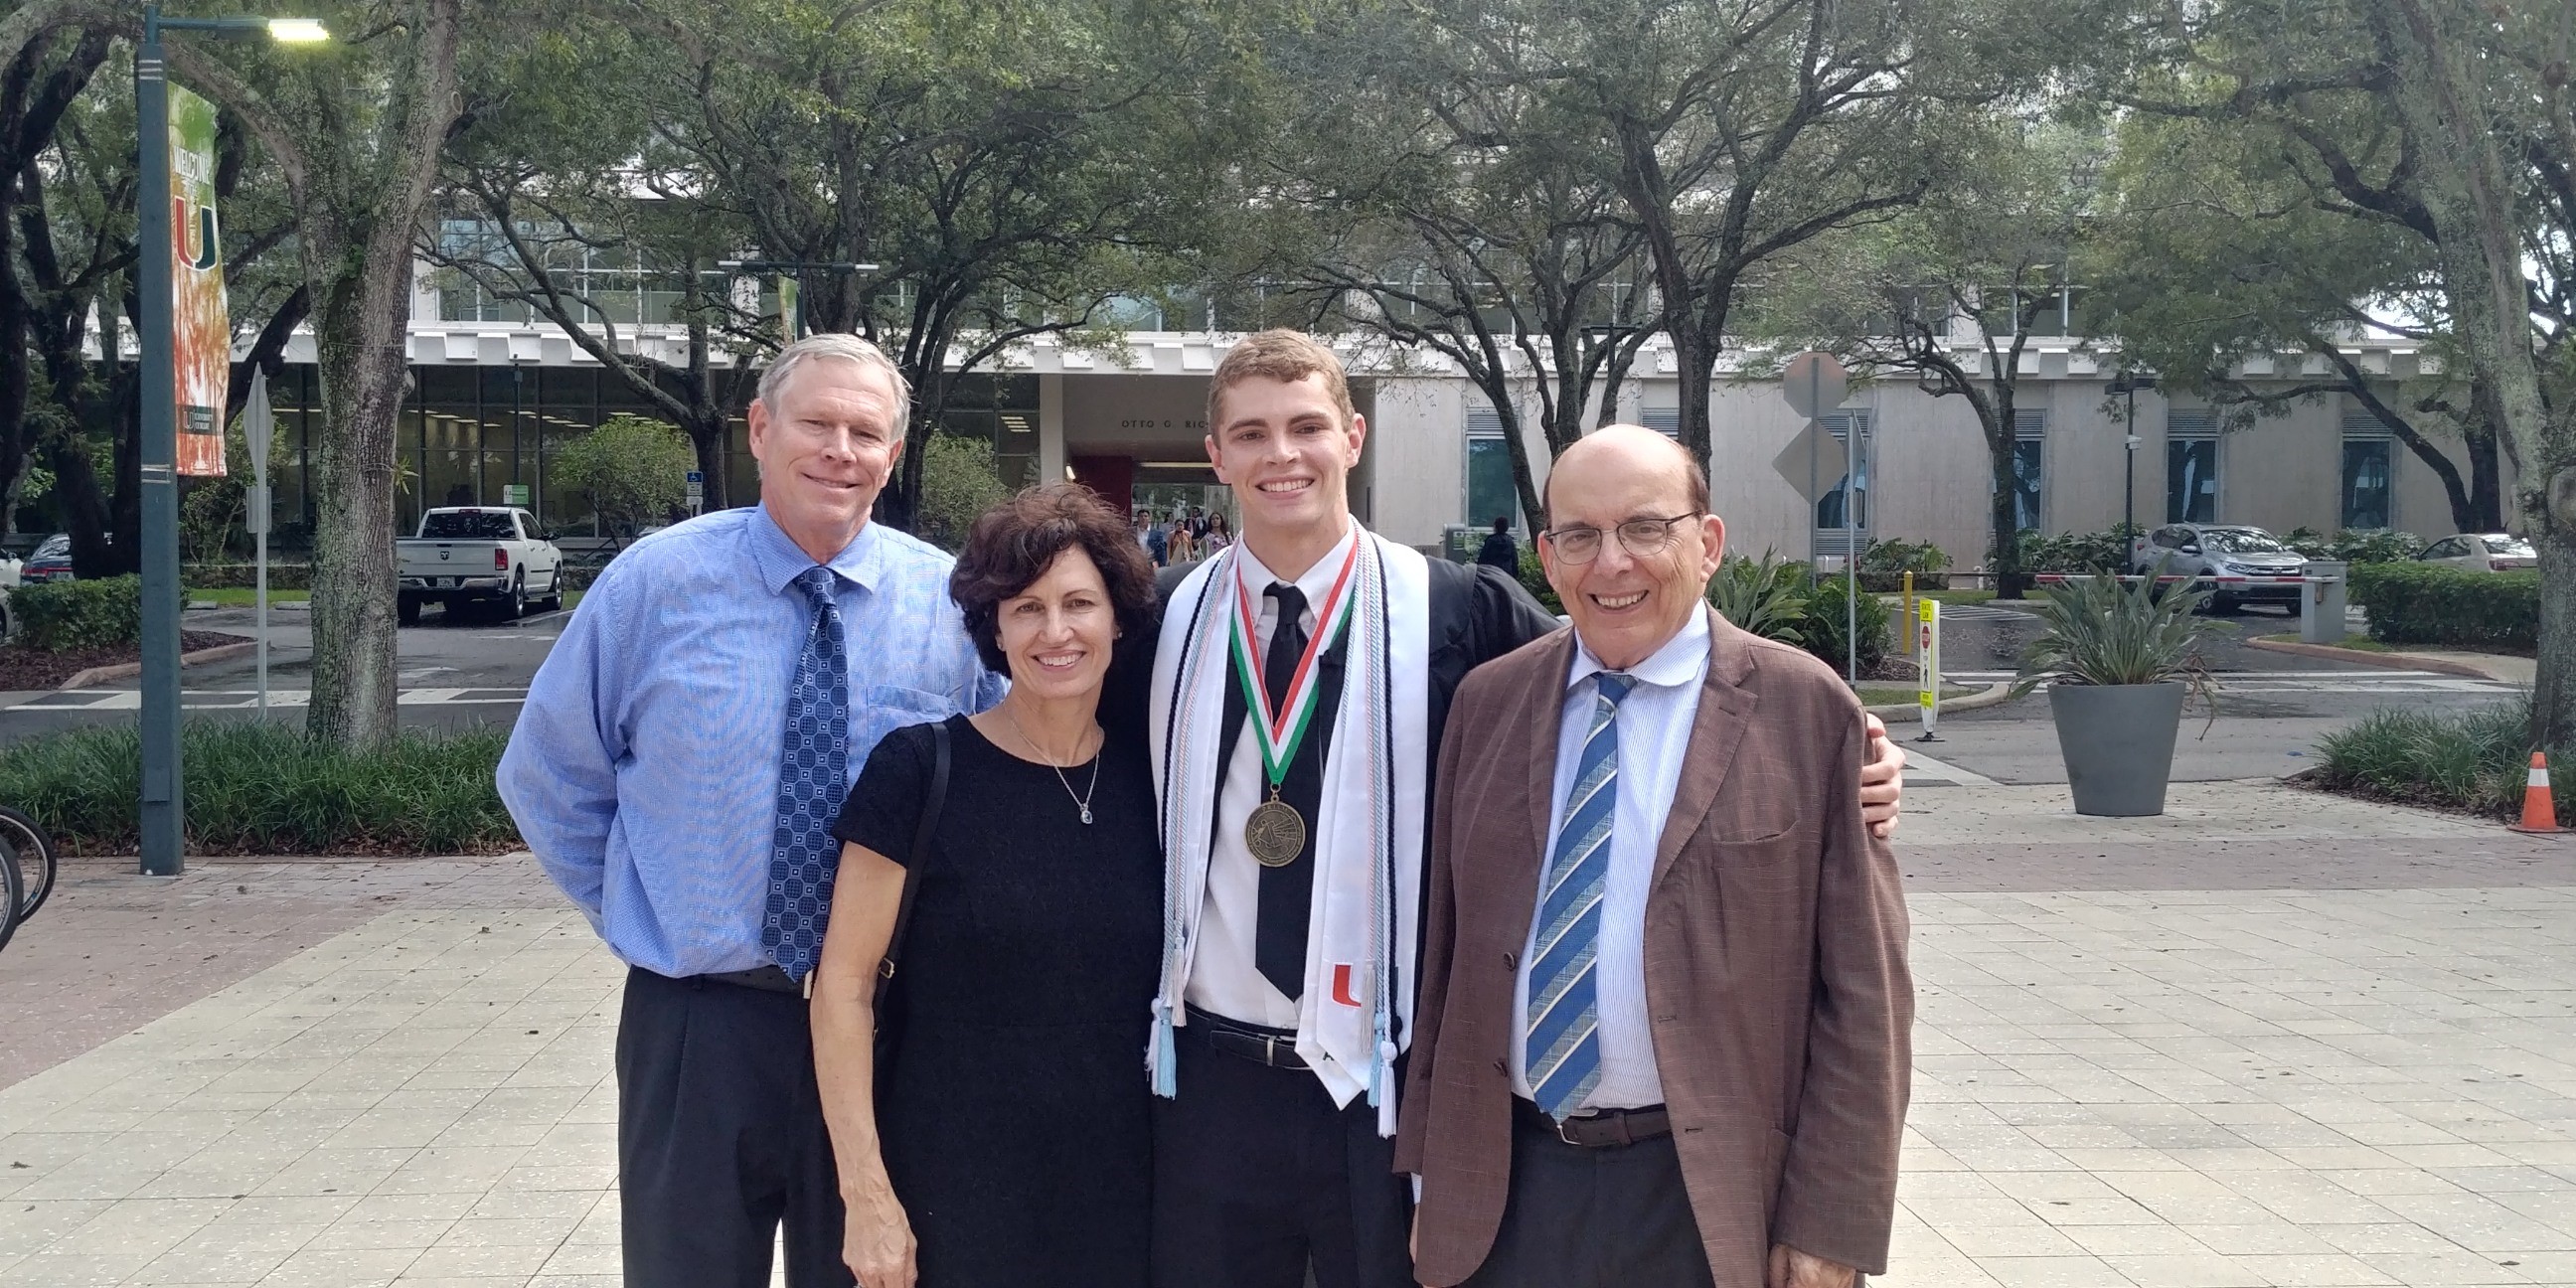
[499,334,1001,1288]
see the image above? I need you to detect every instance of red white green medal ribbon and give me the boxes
[1228,540,1362,785]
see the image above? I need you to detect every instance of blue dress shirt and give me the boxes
[498,503,1005,978]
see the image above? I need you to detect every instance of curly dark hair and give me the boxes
[950,483,1160,675]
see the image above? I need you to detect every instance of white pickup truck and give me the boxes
[396,507,566,624]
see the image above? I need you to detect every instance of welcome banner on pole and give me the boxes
[171,83,230,477]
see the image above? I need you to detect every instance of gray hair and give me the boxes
[756,333,913,438]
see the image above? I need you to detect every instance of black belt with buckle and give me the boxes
[1514,1096,1672,1148]
[1183,1005,1308,1069]
[702,965,807,998]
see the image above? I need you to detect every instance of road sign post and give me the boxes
[1780,352,1854,681]
[685,469,705,517]
[1915,598,1942,742]
[242,369,272,717]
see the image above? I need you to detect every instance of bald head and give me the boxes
[1537,423,1726,671]
[1544,423,1707,523]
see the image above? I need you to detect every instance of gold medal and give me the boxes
[1246,795,1307,868]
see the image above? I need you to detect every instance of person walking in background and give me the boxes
[1204,510,1232,552]
[1169,518,1198,565]
[1399,426,1913,1288]
[1147,515,1171,567]
[498,334,1003,1288]
[812,485,1165,1288]
[1476,516,1519,574]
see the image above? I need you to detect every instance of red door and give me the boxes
[1067,455,1136,515]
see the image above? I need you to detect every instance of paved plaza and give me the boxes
[1,780,2571,1287]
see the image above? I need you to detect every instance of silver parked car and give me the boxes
[2129,523,2308,611]
[2416,533,2536,573]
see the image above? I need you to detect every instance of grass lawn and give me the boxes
[1906,588,1999,605]
[190,587,307,606]
[1854,683,1987,706]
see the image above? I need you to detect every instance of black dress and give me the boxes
[831,716,1161,1288]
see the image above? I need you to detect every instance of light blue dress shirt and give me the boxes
[1510,605,1710,1110]
[497,503,1005,978]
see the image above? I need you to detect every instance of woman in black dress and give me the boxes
[811,484,1163,1288]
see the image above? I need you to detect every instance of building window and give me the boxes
[2341,436,2393,530]
[1641,407,1680,438]
[1465,407,1523,531]
[2167,409,2217,524]
[2011,409,2044,532]
[1812,412,1871,554]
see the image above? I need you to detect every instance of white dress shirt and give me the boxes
[1185,523,1360,1030]
[1509,605,1710,1110]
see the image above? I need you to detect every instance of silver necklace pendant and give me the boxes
[1079,805,1093,826]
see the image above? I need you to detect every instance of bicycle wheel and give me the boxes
[0,805,56,921]
[0,835,22,956]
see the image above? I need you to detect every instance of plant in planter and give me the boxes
[2012,563,2229,816]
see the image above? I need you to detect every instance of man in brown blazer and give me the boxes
[1394,425,1912,1288]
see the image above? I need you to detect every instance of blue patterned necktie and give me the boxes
[1528,671,1633,1119]
[763,566,851,982]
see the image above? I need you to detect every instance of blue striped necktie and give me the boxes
[1528,671,1633,1119]
[762,566,850,982]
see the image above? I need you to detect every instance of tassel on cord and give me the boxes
[1151,1000,1178,1098]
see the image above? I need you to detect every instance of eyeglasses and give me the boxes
[1540,513,1699,564]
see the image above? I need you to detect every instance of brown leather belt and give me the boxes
[1183,1005,1308,1069]
[1514,1096,1672,1148]
[702,965,807,998]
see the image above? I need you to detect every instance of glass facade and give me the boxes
[2168,437,2218,524]
[250,363,752,540]
[1813,412,1871,538]
[2011,409,2045,532]
[2340,438,2393,530]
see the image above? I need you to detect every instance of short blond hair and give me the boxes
[1206,330,1356,431]
[758,333,913,437]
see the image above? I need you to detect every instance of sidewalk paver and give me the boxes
[0,780,2568,1287]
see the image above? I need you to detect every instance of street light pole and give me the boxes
[133,6,328,878]
[135,8,180,875]
[2111,371,2158,542]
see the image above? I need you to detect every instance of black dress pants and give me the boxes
[1458,1111,1714,1288]
[616,967,854,1288]
[1150,1032,1413,1288]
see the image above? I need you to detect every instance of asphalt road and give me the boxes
[0,598,2531,790]
[1899,601,2528,786]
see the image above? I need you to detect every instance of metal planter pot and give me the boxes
[2047,681,2185,817]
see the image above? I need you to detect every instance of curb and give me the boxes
[61,641,258,691]
[1862,680,2015,722]
[2242,636,2506,681]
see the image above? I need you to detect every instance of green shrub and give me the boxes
[1857,538,1950,592]
[2314,698,2556,821]
[1706,552,1809,644]
[2348,561,2537,648]
[14,574,144,651]
[2284,527,2425,564]
[2014,525,2144,574]
[1801,572,1889,674]
[0,721,519,855]
[184,563,314,590]
[1516,545,1562,615]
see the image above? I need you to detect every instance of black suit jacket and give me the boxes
[1104,553,1561,794]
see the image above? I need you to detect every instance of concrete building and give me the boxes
[246,270,2492,565]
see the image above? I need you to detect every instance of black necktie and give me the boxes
[1256,583,1316,1001]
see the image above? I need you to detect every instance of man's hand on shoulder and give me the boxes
[1768,1242,1858,1288]
[1860,713,1904,840]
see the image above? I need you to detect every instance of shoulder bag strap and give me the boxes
[873,719,952,1013]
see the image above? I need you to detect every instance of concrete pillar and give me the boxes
[1038,373,1066,485]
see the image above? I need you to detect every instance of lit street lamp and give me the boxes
[136,6,328,877]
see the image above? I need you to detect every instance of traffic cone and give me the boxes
[2509,752,2563,834]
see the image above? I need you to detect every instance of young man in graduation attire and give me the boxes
[1139,330,1907,1288]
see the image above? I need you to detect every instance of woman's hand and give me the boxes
[842,1187,917,1288]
